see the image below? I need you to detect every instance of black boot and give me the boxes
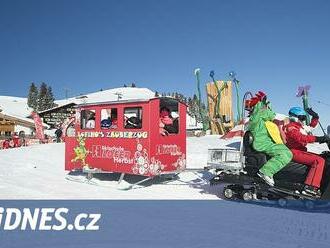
[303,185,321,197]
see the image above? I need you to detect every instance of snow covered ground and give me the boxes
[0,135,327,200]
[0,135,239,199]
[2,134,330,248]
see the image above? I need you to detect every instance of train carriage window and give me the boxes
[81,110,96,129]
[101,108,118,129]
[160,99,179,135]
[124,107,142,129]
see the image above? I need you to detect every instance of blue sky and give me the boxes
[0,0,330,129]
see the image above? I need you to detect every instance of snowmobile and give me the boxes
[209,131,330,205]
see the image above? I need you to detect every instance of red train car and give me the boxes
[65,97,187,180]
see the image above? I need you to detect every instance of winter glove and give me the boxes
[306,108,319,119]
[315,135,330,143]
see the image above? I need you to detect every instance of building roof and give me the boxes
[0,87,156,115]
[37,87,156,113]
[0,111,35,127]
[75,96,187,108]
[55,87,156,106]
[37,102,76,114]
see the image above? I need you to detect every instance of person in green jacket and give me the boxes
[246,91,293,186]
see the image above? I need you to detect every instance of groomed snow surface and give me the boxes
[2,135,330,248]
[0,135,328,200]
[0,135,237,199]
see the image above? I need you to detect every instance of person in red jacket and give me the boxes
[284,107,330,196]
[2,138,11,149]
[12,132,20,147]
[159,107,173,136]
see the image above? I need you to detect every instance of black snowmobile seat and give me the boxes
[243,131,308,183]
[243,131,268,169]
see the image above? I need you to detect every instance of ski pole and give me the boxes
[307,103,327,136]
[239,91,253,157]
[318,120,327,136]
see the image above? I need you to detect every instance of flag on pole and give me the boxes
[296,85,311,125]
[31,112,45,141]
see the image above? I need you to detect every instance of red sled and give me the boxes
[65,97,187,185]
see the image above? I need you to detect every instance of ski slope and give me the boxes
[1,134,330,248]
[0,135,327,199]
[0,134,327,199]
[0,135,238,199]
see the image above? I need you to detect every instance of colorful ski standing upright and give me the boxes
[229,71,242,122]
[194,68,208,131]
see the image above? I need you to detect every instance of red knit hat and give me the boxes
[245,97,260,111]
[255,91,267,102]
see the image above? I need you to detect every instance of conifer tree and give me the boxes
[37,82,48,111]
[45,86,56,109]
[188,94,202,122]
[27,82,38,110]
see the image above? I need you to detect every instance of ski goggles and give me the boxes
[289,114,307,122]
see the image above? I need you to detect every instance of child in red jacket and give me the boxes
[2,138,11,149]
[12,132,20,147]
[284,107,329,196]
[159,107,173,136]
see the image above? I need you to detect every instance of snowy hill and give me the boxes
[2,135,330,248]
[0,88,157,118]
[1,130,330,248]
[1,134,326,199]
[0,135,236,199]
[0,95,32,118]
[0,87,203,131]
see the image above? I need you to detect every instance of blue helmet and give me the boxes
[288,107,307,120]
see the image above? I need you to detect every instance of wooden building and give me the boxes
[38,103,76,128]
[0,110,36,137]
